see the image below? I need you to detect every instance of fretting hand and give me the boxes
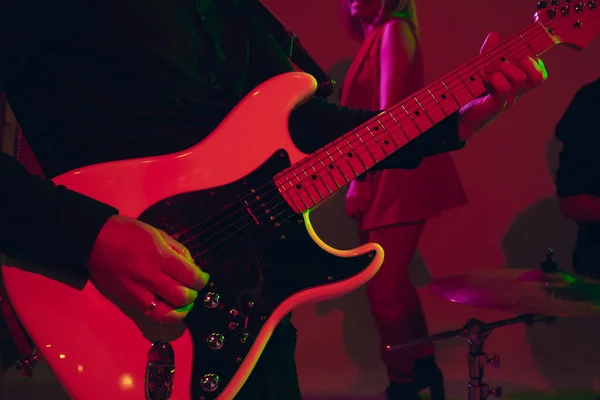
[458,32,548,139]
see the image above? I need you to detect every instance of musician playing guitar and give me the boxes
[0,0,546,398]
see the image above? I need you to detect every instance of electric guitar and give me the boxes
[2,3,599,399]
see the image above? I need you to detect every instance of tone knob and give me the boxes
[206,333,225,350]
[203,292,220,308]
[200,373,220,392]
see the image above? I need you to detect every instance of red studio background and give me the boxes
[1,0,600,399]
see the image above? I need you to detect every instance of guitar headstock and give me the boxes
[535,0,599,50]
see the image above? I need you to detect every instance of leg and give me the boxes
[364,222,432,384]
[234,316,301,400]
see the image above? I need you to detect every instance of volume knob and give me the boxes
[200,373,220,392]
[206,333,225,350]
[203,292,220,309]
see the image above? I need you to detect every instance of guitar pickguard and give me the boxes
[137,151,374,399]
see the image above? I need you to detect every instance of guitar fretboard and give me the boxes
[275,22,556,214]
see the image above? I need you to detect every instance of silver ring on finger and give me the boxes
[144,297,159,316]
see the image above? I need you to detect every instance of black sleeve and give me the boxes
[0,1,117,272]
[290,97,464,170]
[0,152,118,271]
[247,6,465,171]
[0,0,86,91]
[555,82,600,198]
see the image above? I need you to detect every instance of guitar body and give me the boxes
[1,72,384,400]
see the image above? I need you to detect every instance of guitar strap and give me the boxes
[248,0,336,97]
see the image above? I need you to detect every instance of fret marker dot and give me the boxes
[441,94,447,99]
[373,126,379,131]
[501,57,506,61]
[311,175,317,180]
[347,152,353,157]
[469,76,475,81]
[415,111,420,116]
[328,164,334,169]
[383,140,390,145]
[295,184,302,189]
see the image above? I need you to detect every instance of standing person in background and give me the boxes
[340,1,467,398]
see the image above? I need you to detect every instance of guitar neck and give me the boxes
[275,21,556,214]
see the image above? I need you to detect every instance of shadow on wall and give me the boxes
[501,138,600,395]
[306,58,435,396]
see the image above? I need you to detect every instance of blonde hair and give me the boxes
[340,0,419,41]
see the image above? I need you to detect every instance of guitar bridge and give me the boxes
[145,341,175,400]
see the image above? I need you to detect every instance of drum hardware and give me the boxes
[386,314,556,400]
[428,249,600,317]
[14,351,41,378]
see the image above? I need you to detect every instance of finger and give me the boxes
[159,230,194,263]
[518,56,548,88]
[144,272,198,309]
[133,284,192,324]
[162,252,209,291]
[157,231,210,290]
[480,32,501,55]
[482,71,512,98]
[496,61,528,89]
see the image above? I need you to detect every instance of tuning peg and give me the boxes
[538,1,549,8]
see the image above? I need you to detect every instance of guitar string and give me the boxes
[181,23,553,258]
[180,21,551,251]
[176,21,554,258]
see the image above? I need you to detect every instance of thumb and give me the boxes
[480,32,502,55]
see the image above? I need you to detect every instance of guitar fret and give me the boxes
[290,169,312,208]
[362,127,386,161]
[439,78,462,108]
[425,87,448,117]
[387,111,410,142]
[413,95,434,124]
[308,160,333,195]
[518,33,535,56]
[501,43,513,58]
[325,148,350,183]
[298,164,325,201]
[356,131,379,165]
[343,136,369,171]
[333,142,358,178]
[453,69,475,98]
[315,155,340,190]
[467,61,482,79]
[278,177,304,213]
[375,116,401,149]
[400,104,423,140]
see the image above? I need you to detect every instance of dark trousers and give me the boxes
[235,317,301,399]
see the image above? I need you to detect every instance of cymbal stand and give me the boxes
[386,314,556,400]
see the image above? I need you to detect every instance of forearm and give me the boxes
[558,195,600,223]
[0,152,117,272]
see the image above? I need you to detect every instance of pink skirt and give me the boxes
[359,152,466,231]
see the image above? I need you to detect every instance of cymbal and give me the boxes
[429,269,600,317]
